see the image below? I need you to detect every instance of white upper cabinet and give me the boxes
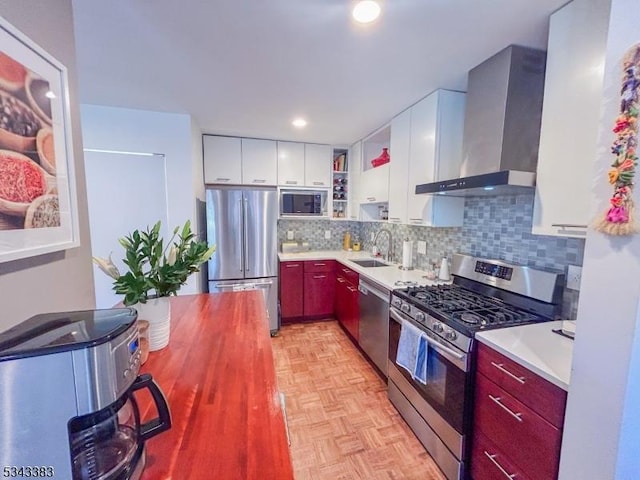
[360,125,391,205]
[360,163,390,204]
[347,141,362,220]
[276,142,331,187]
[203,135,242,184]
[241,138,278,185]
[388,109,411,223]
[304,144,331,187]
[532,0,609,237]
[406,90,465,227]
[277,141,305,186]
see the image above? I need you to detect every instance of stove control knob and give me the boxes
[445,329,457,341]
[401,303,410,313]
[392,298,402,308]
[415,312,426,322]
[433,322,444,333]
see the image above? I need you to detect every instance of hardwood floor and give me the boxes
[272,320,446,480]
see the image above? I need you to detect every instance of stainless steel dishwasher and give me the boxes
[358,279,390,377]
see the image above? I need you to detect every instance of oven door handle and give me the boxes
[389,308,465,361]
[131,373,172,441]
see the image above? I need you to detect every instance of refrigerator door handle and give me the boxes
[243,197,250,273]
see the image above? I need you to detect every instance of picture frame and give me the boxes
[0,16,80,263]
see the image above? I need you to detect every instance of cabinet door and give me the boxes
[359,163,390,204]
[406,93,438,225]
[277,141,305,186]
[347,142,362,220]
[279,262,303,318]
[388,109,411,224]
[407,91,465,227]
[335,276,348,328]
[474,373,562,480]
[532,0,608,237]
[305,144,331,187]
[303,272,335,317]
[345,281,360,341]
[241,138,278,185]
[203,135,242,184]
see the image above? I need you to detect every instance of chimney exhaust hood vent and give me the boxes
[416,45,546,197]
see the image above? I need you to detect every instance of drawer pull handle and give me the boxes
[337,277,346,283]
[285,180,298,185]
[484,451,517,479]
[312,181,325,186]
[216,177,230,182]
[347,286,358,292]
[489,395,523,422]
[285,264,300,268]
[491,361,526,384]
[313,275,326,279]
[342,268,351,273]
[551,223,588,228]
[314,263,326,266]
[252,179,267,183]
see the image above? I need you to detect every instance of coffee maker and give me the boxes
[0,308,171,479]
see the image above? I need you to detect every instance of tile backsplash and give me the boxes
[277,194,586,319]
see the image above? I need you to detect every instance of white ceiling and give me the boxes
[71,0,568,146]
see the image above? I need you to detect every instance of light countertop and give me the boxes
[475,320,574,391]
[278,250,447,291]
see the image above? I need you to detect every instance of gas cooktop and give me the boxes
[395,284,543,335]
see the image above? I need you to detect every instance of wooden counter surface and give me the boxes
[138,292,293,480]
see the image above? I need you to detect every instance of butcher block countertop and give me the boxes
[138,292,293,480]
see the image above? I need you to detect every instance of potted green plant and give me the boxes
[93,220,215,350]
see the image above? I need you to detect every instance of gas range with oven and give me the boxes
[387,254,564,480]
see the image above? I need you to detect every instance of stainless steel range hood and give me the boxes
[416,45,546,197]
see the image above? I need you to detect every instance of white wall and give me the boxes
[0,1,96,331]
[559,0,640,477]
[80,105,203,295]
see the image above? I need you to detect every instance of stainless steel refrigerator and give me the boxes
[205,187,279,333]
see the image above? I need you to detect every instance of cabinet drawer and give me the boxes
[336,262,359,285]
[474,373,562,480]
[471,429,532,480]
[303,260,335,273]
[477,342,567,428]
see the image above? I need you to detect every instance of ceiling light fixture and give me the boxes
[352,0,381,24]
[292,118,307,128]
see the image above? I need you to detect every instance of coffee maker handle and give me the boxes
[131,373,172,441]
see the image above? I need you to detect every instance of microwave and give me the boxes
[280,190,327,216]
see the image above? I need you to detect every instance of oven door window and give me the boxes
[68,395,142,480]
[389,317,469,434]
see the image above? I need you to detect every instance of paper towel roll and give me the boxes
[402,240,413,269]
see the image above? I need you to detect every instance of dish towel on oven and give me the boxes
[396,319,423,374]
[413,335,428,384]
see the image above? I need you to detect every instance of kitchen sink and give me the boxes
[350,259,390,268]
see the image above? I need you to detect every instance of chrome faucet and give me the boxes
[374,228,393,262]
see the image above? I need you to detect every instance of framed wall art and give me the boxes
[0,16,79,263]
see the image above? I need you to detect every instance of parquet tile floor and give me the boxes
[272,320,446,480]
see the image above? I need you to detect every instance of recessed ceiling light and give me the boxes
[352,0,381,24]
[292,118,307,128]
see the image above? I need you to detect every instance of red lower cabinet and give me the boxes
[303,271,335,317]
[471,343,567,480]
[335,270,359,341]
[279,261,303,319]
[471,430,532,480]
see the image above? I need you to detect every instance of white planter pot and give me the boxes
[133,296,171,351]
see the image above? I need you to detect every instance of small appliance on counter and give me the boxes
[281,241,311,253]
[0,309,171,480]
